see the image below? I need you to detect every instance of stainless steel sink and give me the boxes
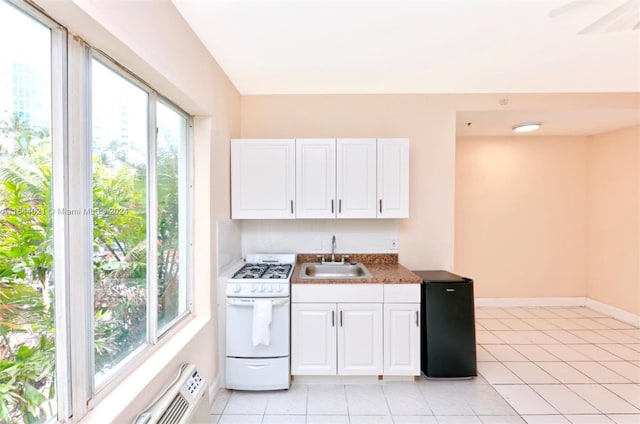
[299,262,372,279]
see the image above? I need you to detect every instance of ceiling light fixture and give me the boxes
[512,122,542,133]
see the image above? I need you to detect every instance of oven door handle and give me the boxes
[226,298,289,306]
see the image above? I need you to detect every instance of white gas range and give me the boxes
[225,253,296,391]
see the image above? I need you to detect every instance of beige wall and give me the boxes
[454,136,590,297]
[38,0,240,422]
[454,126,640,312]
[587,125,640,315]
[241,95,459,270]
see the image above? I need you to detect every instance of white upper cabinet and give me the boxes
[231,139,296,219]
[377,138,409,218]
[231,137,409,219]
[296,139,336,219]
[336,138,377,218]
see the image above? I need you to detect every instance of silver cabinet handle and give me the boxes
[379,199,382,213]
[290,200,294,214]
[339,310,343,327]
[339,199,342,214]
[416,310,419,327]
[331,199,334,213]
[331,310,335,327]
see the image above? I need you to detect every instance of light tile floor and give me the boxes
[210,307,640,424]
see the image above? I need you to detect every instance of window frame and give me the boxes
[3,0,70,420]
[89,51,155,390]
[87,51,195,398]
[154,96,195,337]
[1,1,196,421]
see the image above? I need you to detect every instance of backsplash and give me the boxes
[240,219,399,257]
[216,219,242,273]
[296,253,398,264]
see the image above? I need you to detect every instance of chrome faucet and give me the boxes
[331,235,336,263]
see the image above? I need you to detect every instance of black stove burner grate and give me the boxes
[262,264,293,279]
[231,263,268,279]
[231,263,293,280]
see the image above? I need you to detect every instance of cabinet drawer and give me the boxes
[226,357,290,390]
[384,284,420,303]
[292,284,383,303]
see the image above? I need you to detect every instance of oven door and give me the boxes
[226,297,290,358]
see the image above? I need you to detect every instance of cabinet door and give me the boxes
[377,138,409,218]
[231,139,295,219]
[337,303,383,375]
[291,303,337,375]
[336,139,377,218]
[296,139,336,218]
[383,303,420,376]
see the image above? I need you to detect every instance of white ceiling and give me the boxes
[457,108,640,136]
[172,0,640,135]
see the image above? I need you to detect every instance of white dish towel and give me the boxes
[252,299,273,346]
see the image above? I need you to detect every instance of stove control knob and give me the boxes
[276,285,283,292]
[250,285,257,293]
[259,285,266,292]
[268,286,274,292]
[233,284,241,293]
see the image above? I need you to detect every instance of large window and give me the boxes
[91,59,191,383]
[0,1,194,421]
[0,2,56,422]
[156,102,189,332]
[91,59,149,380]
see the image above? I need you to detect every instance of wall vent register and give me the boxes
[133,363,209,424]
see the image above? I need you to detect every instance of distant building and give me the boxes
[0,59,51,130]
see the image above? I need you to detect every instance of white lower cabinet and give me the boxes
[383,303,420,375]
[291,302,382,375]
[291,283,419,377]
[338,303,383,375]
[291,303,337,375]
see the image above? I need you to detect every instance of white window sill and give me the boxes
[79,316,211,423]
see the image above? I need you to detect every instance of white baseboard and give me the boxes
[208,376,220,405]
[475,296,639,328]
[475,297,586,308]
[585,298,640,327]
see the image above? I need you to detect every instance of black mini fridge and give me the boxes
[414,270,477,378]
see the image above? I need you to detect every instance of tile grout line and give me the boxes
[476,307,638,419]
[562,381,640,416]
[343,384,351,424]
[380,382,398,423]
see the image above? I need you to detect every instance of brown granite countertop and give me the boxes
[291,254,422,284]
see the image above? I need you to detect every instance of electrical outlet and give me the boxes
[390,239,397,250]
